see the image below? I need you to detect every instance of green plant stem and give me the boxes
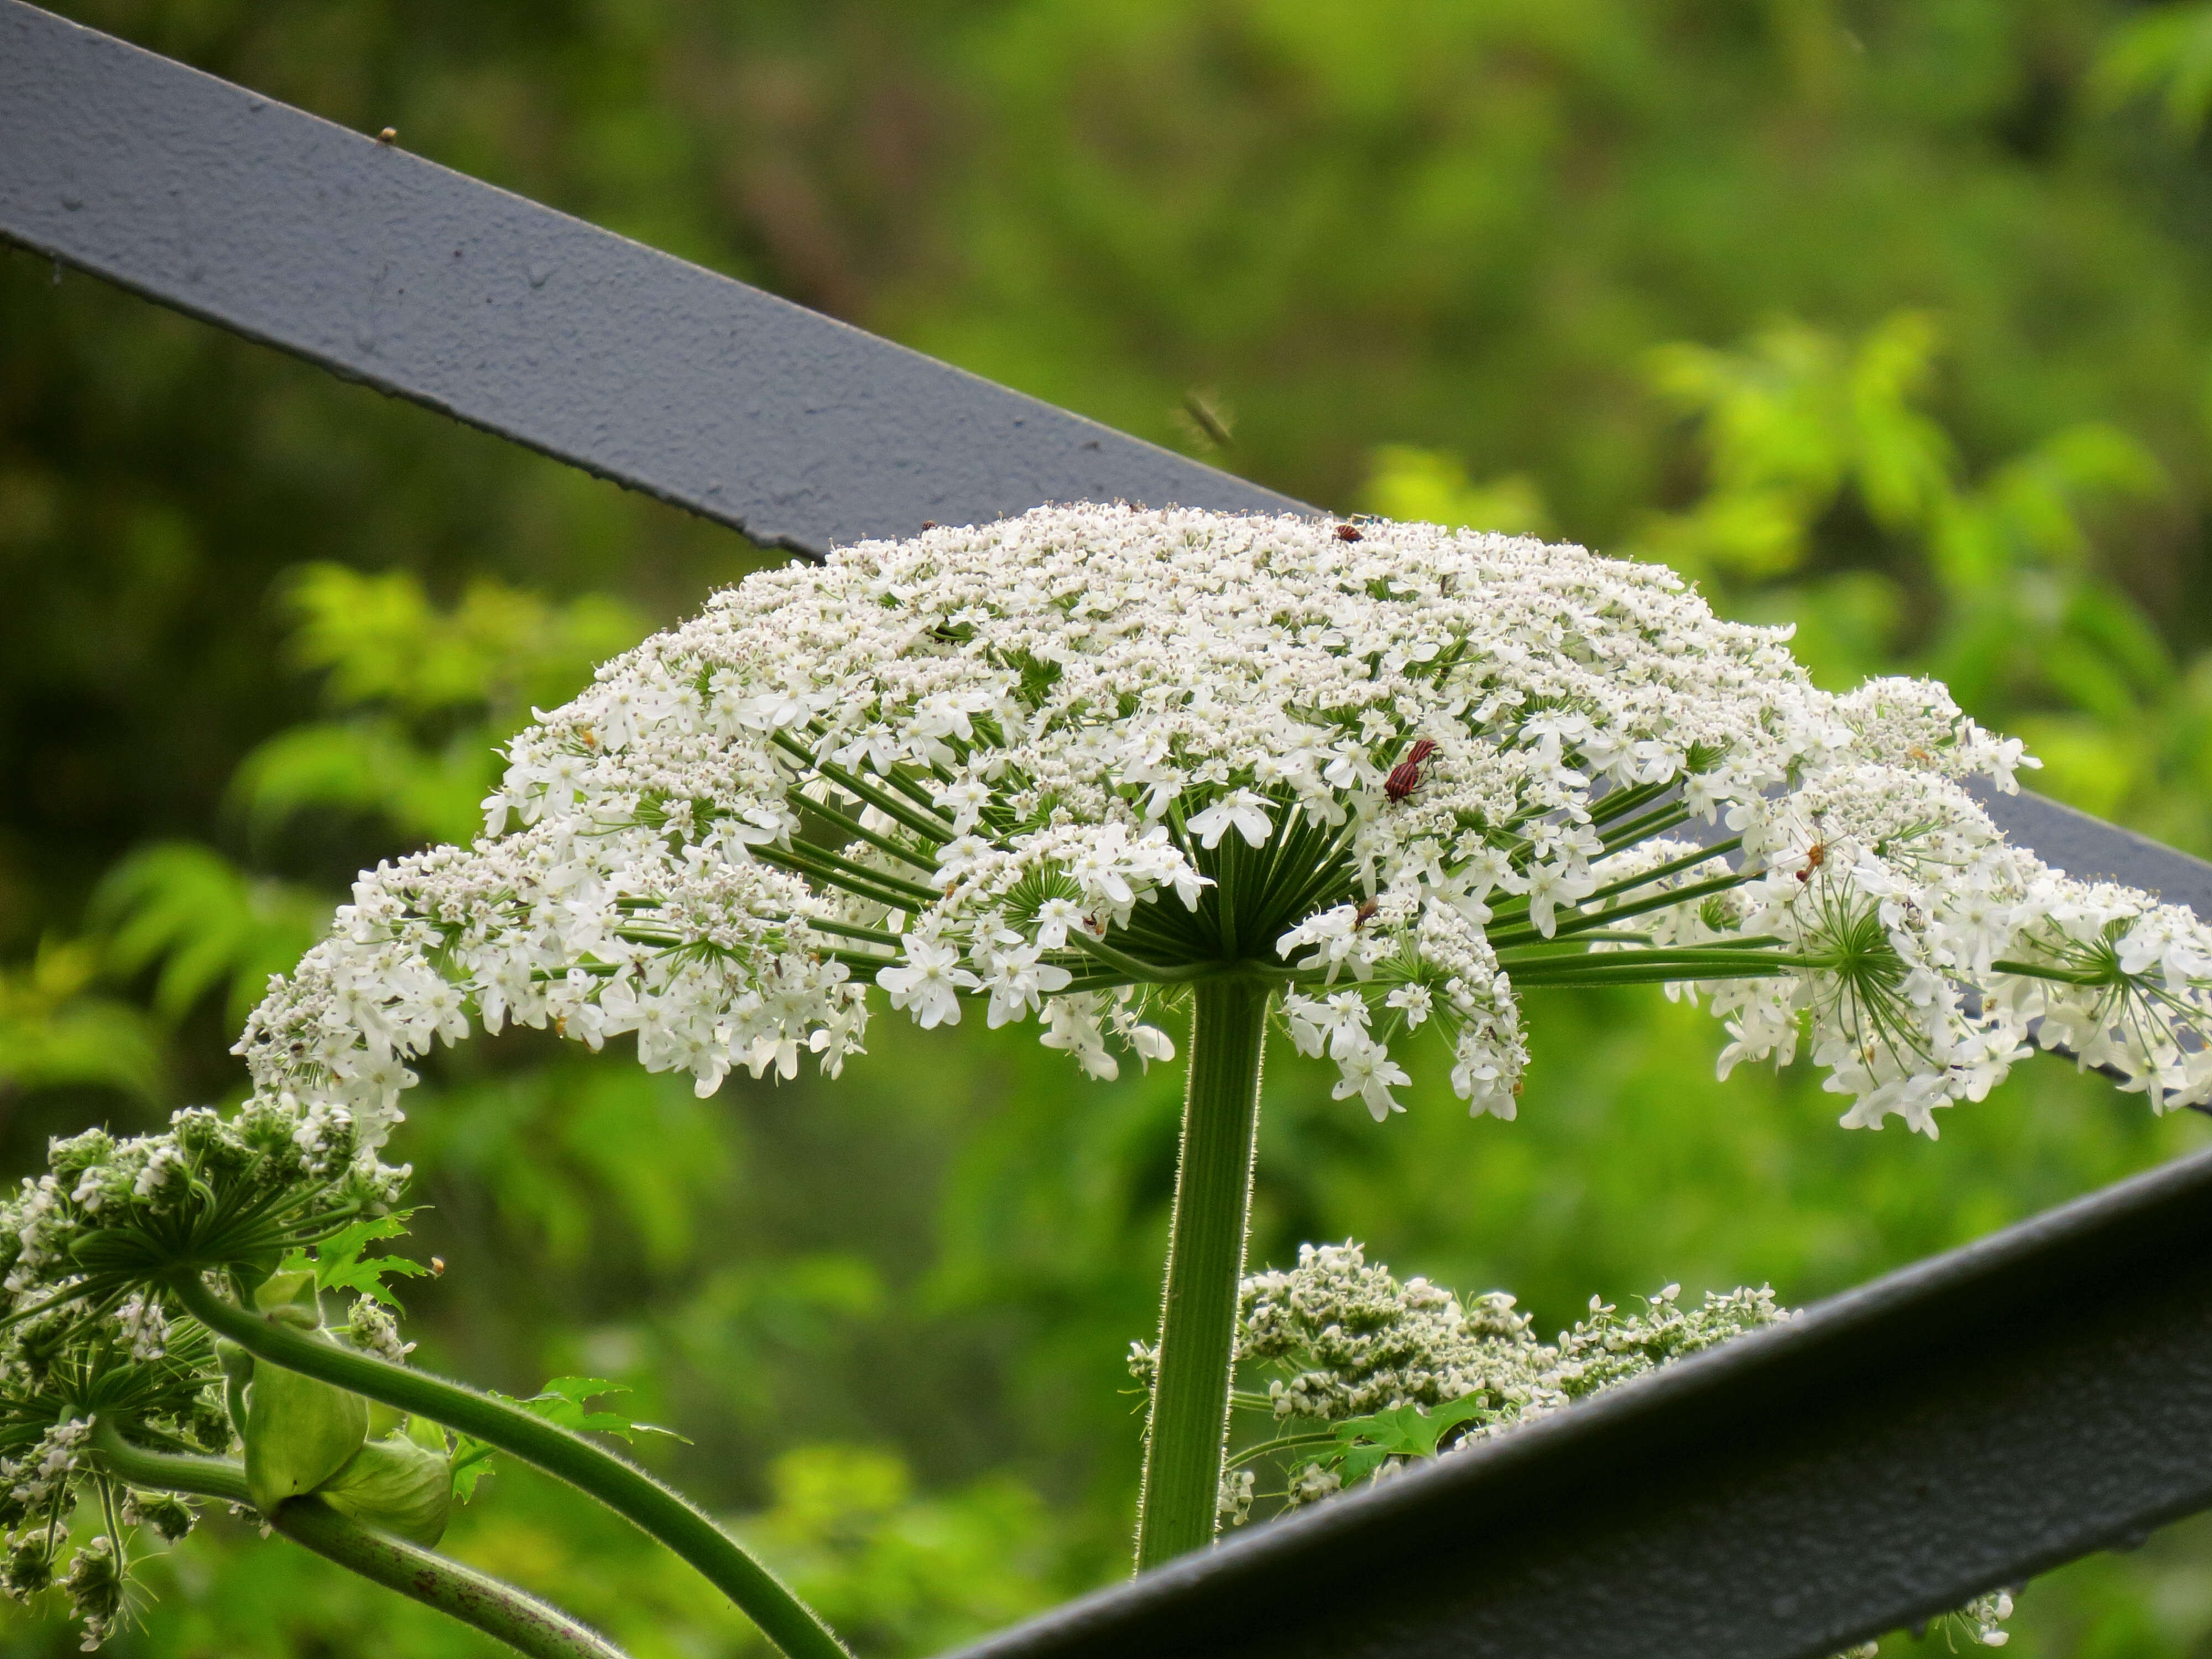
[274,1499,634,1659]
[88,1418,251,1505]
[170,1277,847,1659]
[88,1422,630,1659]
[1068,928,1212,984]
[1135,977,1270,1572]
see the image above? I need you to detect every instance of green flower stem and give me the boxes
[1504,954,1817,986]
[1485,868,1750,949]
[1596,802,1691,852]
[88,1418,252,1505]
[759,839,940,905]
[1135,977,1270,1572]
[88,1422,630,1659]
[768,732,956,845]
[1498,947,1817,977]
[1068,929,1212,984]
[796,794,941,874]
[1990,957,2116,986]
[795,917,909,947]
[1585,778,1674,826]
[273,1499,634,1659]
[169,1277,848,1659]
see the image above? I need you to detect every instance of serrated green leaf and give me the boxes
[1328,1392,1491,1473]
[282,1214,429,1308]
[447,1434,496,1502]
[496,1376,692,1446]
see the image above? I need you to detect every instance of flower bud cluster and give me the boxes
[1221,1243,2015,1654]
[0,1105,409,1335]
[227,506,2208,1139]
[1237,1241,1556,1421]
[0,1097,424,1649]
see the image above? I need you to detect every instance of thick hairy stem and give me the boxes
[1135,978,1270,1572]
[169,1277,847,1659]
[88,1418,252,1506]
[274,1499,633,1659]
[88,1422,629,1659]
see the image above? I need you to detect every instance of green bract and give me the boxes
[318,1431,453,1546]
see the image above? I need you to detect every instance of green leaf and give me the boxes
[0,938,163,1103]
[496,1377,692,1447]
[279,1214,429,1308]
[1327,1392,1492,1485]
[90,843,328,1026]
[447,1434,497,1503]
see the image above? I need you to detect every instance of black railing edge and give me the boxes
[0,0,1306,560]
[945,1138,2212,1657]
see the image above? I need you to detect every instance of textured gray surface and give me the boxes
[947,1144,2212,1659]
[0,0,1304,557]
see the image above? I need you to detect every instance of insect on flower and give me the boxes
[1795,818,1830,884]
[1385,738,1438,804]
[1353,899,1380,930]
[1334,523,1363,542]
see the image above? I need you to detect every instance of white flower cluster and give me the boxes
[1234,1241,1559,1421]
[1,1420,89,1520]
[1227,1241,1787,1439]
[0,1100,420,1650]
[59,1532,122,1651]
[227,505,2210,1137]
[1638,749,2212,1134]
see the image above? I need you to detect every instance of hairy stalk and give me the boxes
[1135,978,1270,1571]
[274,1500,634,1659]
[88,1422,630,1659]
[88,1418,252,1506]
[170,1278,848,1659]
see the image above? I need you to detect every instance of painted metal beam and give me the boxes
[0,0,1303,559]
[947,1141,2212,1659]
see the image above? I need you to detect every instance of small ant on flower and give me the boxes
[1385,738,1437,804]
[1795,839,1827,883]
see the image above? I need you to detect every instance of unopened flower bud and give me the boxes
[0,1536,53,1600]
[60,1534,123,1646]
[244,1347,368,1514]
[122,1490,195,1543]
[251,1270,322,1328]
[316,1432,451,1547]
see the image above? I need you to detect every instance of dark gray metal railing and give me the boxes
[0,1,1298,556]
[6,5,2211,1654]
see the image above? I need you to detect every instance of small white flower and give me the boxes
[877,940,979,1030]
[1332,1040,1412,1122]
[1186,789,1276,850]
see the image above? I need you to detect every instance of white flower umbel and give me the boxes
[229,505,2212,1568]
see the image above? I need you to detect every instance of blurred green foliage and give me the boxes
[9,1,2212,1655]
